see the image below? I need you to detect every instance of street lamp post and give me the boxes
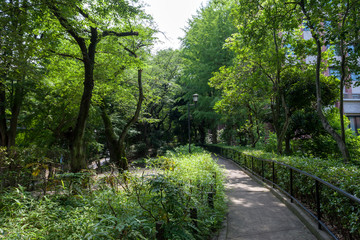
[188,94,198,154]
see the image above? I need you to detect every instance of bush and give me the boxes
[0,148,226,239]
[165,144,205,156]
[0,146,69,192]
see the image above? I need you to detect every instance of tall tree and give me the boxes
[44,0,143,172]
[181,0,236,144]
[94,18,155,171]
[226,0,303,153]
[210,64,270,148]
[291,0,360,162]
[0,0,48,148]
[138,49,182,154]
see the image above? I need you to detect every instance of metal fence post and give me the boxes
[251,157,254,172]
[272,162,276,187]
[316,180,322,229]
[290,168,293,203]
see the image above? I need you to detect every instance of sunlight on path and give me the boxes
[215,155,316,240]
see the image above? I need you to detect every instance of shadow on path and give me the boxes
[215,155,316,240]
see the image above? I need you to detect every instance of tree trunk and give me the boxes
[100,104,117,155]
[116,69,144,171]
[0,82,8,147]
[50,4,98,172]
[199,121,206,145]
[70,42,96,172]
[49,3,139,172]
[271,30,291,155]
[284,134,292,155]
[8,81,24,148]
[339,37,348,144]
[253,119,261,148]
[0,77,24,148]
[211,127,218,144]
[314,40,350,162]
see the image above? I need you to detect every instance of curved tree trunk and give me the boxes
[314,35,350,163]
[101,68,143,172]
[49,3,138,172]
[117,69,143,171]
[299,0,351,162]
[69,29,97,172]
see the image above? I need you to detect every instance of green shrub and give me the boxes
[0,148,225,240]
[166,144,205,156]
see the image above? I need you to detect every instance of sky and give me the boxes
[143,0,207,51]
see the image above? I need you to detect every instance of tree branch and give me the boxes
[102,30,139,38]
[47,4,87,55]
[49,50,84,62]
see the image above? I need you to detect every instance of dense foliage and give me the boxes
[1,0,360,238]
[210,0,360,162]
[0,148,225,239]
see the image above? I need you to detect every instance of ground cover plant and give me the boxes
[208,144,360,239]
[0,146,226,239]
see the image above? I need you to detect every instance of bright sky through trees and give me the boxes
[143,0,207,51]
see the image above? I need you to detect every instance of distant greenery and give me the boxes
[0,147,225,239]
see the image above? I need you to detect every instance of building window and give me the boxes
[348,116,360,135]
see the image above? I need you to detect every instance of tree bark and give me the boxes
[100,104,119,165]
[270,30,291,154]
[339,38,347,144]
[8,81,24,148]
[0,82,8,147]
[69,28,97,172]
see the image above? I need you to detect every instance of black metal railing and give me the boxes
[205,145,360,240]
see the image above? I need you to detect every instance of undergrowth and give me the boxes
[0,146,225,239]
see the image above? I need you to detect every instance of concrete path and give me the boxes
[215,156,317,240]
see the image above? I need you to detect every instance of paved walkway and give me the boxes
[215,156,317,240]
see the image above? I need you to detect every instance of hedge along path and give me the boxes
[214,155,316,240]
